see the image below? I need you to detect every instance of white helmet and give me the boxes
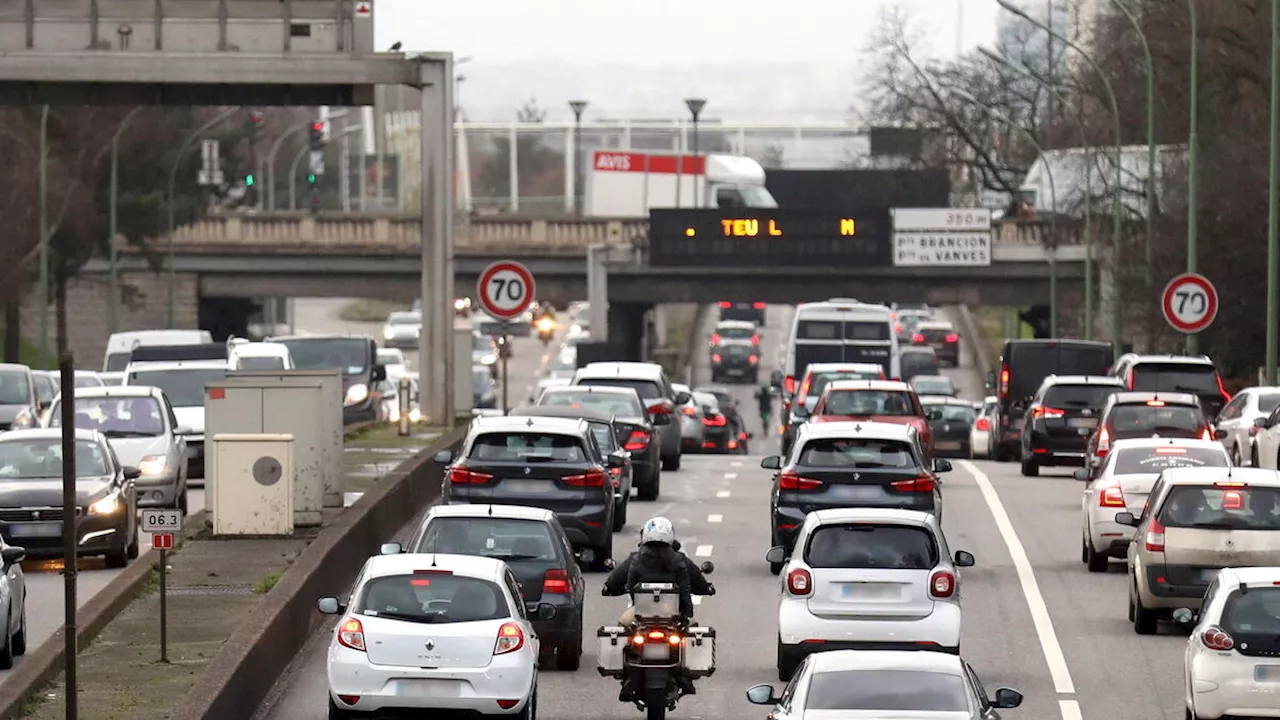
[640,516,676,546]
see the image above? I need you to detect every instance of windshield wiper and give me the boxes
[518,456,558,463]
[1174,385,1209,394]
[488,553,540,560]
[369,610,439,624]
[102,430,160,438]
[1187,521,1243,530]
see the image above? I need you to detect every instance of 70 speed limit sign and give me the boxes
[477,261,536,320]
[1162,273,1219,334]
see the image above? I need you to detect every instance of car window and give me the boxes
[1044,384,1120,408]
[1131,364,1219,394]
[925,403,975,424]
[574,378,662,401]
[589,422,618,452]
[810,372,881,398]
[50,396,166,436]
[900,352,937,369]
[469,433,586,463]
[715,325,755,341]
[355,574,509,624]
[822,390,915,417]
[912,378,954,395]
[1158,485,1280,530]
[238,356,286,371]
[1261,394,1280,416]
[804,524,938,569]
[0,438,111,478]
[1108,404,1204,433]
[803,670,967,712]
[505,572,527,618]
[797,438,918,469]
[413,517,560,561]
[541,390,643,418]
[1222,586,1280,637]
[126,368,227,408]
[1110,447,1228,474]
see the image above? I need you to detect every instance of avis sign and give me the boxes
[1162,273,1219,334]
[891,208,992,267]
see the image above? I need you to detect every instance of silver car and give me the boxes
[380,310,421,350]
[47,386,188,512]
[672,382,705,450]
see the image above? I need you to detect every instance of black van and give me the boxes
[990,339,1114,461]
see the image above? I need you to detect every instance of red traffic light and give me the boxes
[312,122,324,132]
[249,111,265,126]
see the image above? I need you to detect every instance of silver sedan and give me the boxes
[672,382,705,451]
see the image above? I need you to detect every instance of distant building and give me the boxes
[1019,144,1187,220]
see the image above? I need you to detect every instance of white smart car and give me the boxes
[1079,438,1229,572]
[320,553,549,719]
[1175,566,1280,719]
[767,507,974,680]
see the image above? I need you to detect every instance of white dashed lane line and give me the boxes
[723,473,738,480]
[715,491,731,498]
[694,545,713,557]
[706,514,723,523]
[1059,700,1082,720]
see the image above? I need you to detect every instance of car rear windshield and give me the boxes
[1111,447,1227,474]
[797,438,919,469]
[576,378,662,401]
[809,372,882,398]
[1158,485,1280,530]
[805,524,938,569]
[1044,384,1121,408]
[719,344,755,360]
[1131,364,1220,394]
[127,368,227,408]
[469,433,588,463]
[912,378,954,395]
[413,517,560,562]
[804,669,966,712]
[356,574,508,624]
[237,356,286,371]
[275,338,368,375]
[919,327,954,341]
[1108,404,1204,434]
[900,351,937,370]
[1006,343,1113,401]
[1222,587,1280,637]
[821,390,916,417]
[540,390,642,418]
[925,403,975,424]
[716,326,755,340]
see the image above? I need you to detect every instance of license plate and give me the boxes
[398,679,463,697]
[10,523,61,537]
[936,441,961,451]
[641,643,673,661]
[840,584,896,600]
[1257,665,1280,682]
[725,369,743,375]
[1068,418,1098,429]
[503,479,551,493]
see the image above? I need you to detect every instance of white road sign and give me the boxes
[141,509,183,534]
[891,208,992,231]
[1161,273,1219,334]
[893,232,992,267]
[477,261,536,321]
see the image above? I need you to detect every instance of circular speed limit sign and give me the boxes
[477,261,536,321]
[1161,273,1219,334]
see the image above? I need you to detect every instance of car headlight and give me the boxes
[383,327,394,340]
[481,354,496,365]
[88,493,121,515]
[138,455,167,476]
[409,407,421,423]
[9,408,34,430]
[345,383,370,406]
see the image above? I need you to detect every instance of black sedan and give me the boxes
[0,428,140,567]
[694,385,751,452]
[920,396,978,458]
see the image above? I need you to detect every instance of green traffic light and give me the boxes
[245,174,255,187]
[307,173,317,184]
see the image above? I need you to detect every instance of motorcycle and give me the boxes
[598,563,716,720]
[535,316,556,345]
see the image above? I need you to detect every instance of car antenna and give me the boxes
[431,553,438,567]
[488,504,493,517]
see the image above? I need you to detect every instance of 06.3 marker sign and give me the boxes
[477,261,536,321]
[1162,273,1219,334]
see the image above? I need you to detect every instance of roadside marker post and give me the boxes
[144,509,182,662]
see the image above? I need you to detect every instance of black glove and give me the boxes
[706,583,716,596]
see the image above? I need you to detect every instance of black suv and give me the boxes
[1019,375,1125,477]
[1111,354,1232,420]
[1084,391,1209,479]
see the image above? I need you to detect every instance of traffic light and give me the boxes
[248,110,265,128]
[307,173,317,185]
[309,121,326,151]
[245,173,255,187]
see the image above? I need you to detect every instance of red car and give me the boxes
[810,379,937,456]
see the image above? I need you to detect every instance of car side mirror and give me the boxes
[699,561,715,575]
[953,550,975,567]
[536,603,557,620]
[175,426,193,436]
[122,466,142,480]
[433,449,453,463]
[1172,607,1195,625]
[606,454,624,468]
[765,546,787,565]
[317,597,345,615]
[1114,511,1139,527]
[372,364,387,382]
[933,459,952,473]
[674,391,692,405]
[1073,468,1089,482]
[1256,417,1269,428]
[992,688,1023,709]
[380,542,403,555]
[1213,429,1227,440]
[927,409,944,421]
[747,432,755,439]
[652,413,671,426]
[761,455,782,470]
[770,370,784,389]
[746,684,778,705]
[1,546,24,567]
[577,548,597,565]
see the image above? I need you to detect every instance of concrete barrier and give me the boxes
[171,426,469,720]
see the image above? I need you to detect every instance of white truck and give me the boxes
[583,150,778,217]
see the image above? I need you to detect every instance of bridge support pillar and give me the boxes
[607,302,650,362]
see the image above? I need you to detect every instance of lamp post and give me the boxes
[998,0,1124,351]
[568,100,588,216]
[107,106,144,335]
[979,47,1095,340]
[1267,0,1279,384]
[1186,0,1201,355]
[165,106,240,327]
[685,98,707,203]
[37,106,48,369]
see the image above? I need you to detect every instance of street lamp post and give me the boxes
[569,101,588,216]
[107,106,144,335]
[1267,0,1280,384]
[979,47,1095,340]
[165,106,240,327]
[685,99,707,203]
[1187,0,1201,355]
[37,106,48,369]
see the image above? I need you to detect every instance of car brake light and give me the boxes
[1201,626,1234,651]
[998,365,1010,400]
[710,333,721,345]
[929,570,956,598]
[494,622,525,655]
[1097,427,1110,455]
[563,467,606,487]
[718,301,731,308]
[752,334,760,346]
[784,375,796,394]
[1216,480,1247,487]
[1126,370,1134,390]
[1145,516,1165,552]
[890,476,935,492]
[1099,486,1125,507]
[779,470,823,491]
[682,406,696,416]
[337,618,366,651]
[912,333,925,343]
[894,323,903,333]
[543,568,570,594]
[753,302,766,309]
[703,414,727,427]
[1222,490,1244,509]
[1032,406,1066,419]
[945,333,959,342]
[711,353,722,363]
[1201,428,1213,441]
[749,354,759,364]
[786,568,812,595]
[624,430,651,451]
[1146,400,1166,407]
[649,401,673,415]
[449,466,493,485]
[975,417,990,431]
[1155,447,1187,454]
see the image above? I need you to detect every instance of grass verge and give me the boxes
[339,299,405,323]
[253,571,284,594]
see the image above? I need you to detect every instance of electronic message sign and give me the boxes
[648,209,892,267]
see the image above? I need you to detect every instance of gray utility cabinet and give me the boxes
[205,371,343,526]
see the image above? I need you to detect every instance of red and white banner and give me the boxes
[592,151,706,175]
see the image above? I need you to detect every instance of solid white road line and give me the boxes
[959,461,1076,695]
[715,490,731,498]
[1058,700,1082,720]
[707,514,723,523]
[724,473,738,480]
[694,545,713,557]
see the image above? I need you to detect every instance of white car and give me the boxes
[970,395,996,458]
[377,348,408,375]
[1080,437,1230,572]
[767,507,974,680]
[746,649,1023,719]
[1215,386,1280,465]
[0,537,26,668]
[320,553,546,719]
[1176,566,1280,720]
[381,311,421,350]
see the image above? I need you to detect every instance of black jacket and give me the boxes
[603,544,696,618]
[604,547,713,597]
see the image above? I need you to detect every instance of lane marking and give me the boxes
[724,473,738,480]
[694,544,713,557]
[958,460,1076,695]
[707,514,723,523]
[730,461,743,468]
[1058,700,1082,720]
[715,490,731,498]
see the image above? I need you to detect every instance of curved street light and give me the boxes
[266,110,351,211]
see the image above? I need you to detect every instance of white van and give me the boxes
[783,299,899,394]
[228,340,294,371]
[102,329,213,372]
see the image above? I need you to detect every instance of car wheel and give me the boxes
[126,522,140,560]
[1252,445,1261,468]
[776,638,799,681]
[0,611,13,670]
[327,697,355,720]
[612,499,627,532]
[662,453,681,472]
[177,489,189,514]
[12,603,24,657]
[556,630,582,671]
[105,539,129,569]
[519,688,537,719]
[1019,454,1039,477]
[1132,582,1158,634]
[1085,537,1108,573]
[638,467,659,501]
[591,533,614,572]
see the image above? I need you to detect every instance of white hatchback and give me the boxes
[768,507,974,681]
[321,553,548,719]
[1176,566,1280,719]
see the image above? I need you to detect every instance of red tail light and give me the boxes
[337,618,366,651]
[752,302,766,309]
[718,301,731,308]
[975,417,990,431]
[710,333,721,345]
[929,570,956,598]
[681,406,696,416]
[786,568,813,596]
[912,333,925,343]
[1145,516,1165,552]
[784,375,796,394]
[543,568,570,594]
[998,364,1010,400]
[649,401,673,415]
[1125,370,1134,390]
[894,323,903,333]
[494,622,525,655]
[748,354,759,364]
[890,476,935,493]
[944,333,959,343]
[779,470,823,491]
[1201,626,1234,651]
[449,466,493,485]
[1201,428,1213,442]
[703,414,727,427]
[624,430,651,451]
[1032,406,1066,419]
[1099,485,1126,507]
[1097,427,1110,456]
[751,334,760,346]
[563,467,606,487]
[712,353,722,363]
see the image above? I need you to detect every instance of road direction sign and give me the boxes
[1162,273,1219,334]
[152,532,174,550]
[891,208,992,267]
[142,509,182,534]
[477,261,536,321]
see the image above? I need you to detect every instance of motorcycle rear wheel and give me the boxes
[644,687,667,720]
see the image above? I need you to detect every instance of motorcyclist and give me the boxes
[604,538,713,603]
[755,385,774,430]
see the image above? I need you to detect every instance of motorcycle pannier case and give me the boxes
[682,626,716,676]
[632,584,680,618]
[596,626,627,676]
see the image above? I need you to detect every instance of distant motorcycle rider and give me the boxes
[755,384,774,429]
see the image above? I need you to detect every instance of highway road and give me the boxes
[253,303,1191,720]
